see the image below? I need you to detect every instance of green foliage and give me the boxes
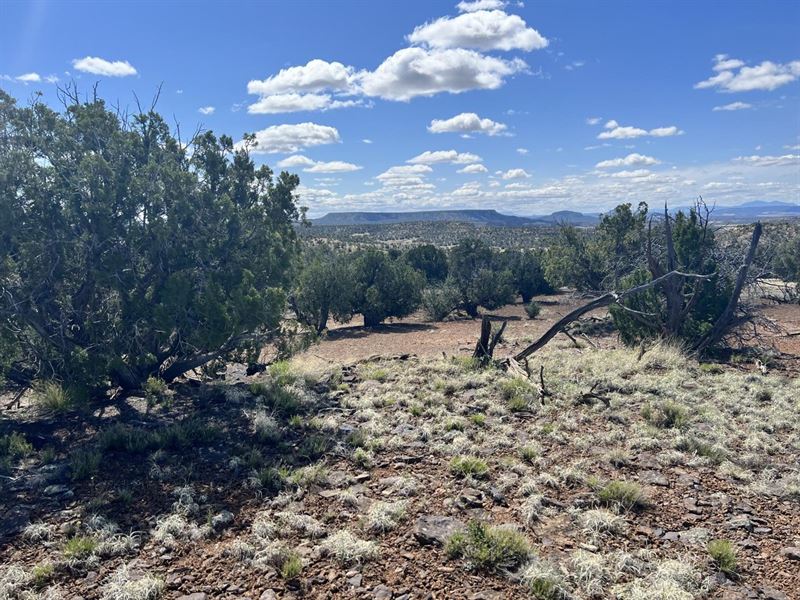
[774,234,799,284]
[97,419,218,454]
[279,552,303,579]
[544,225,607,291]
[63,535,98,559]
[0,431,33,473]
[642,401,689,429]
[350,249,425,326]
[504,249,553,302]
[449,239,515,317]
[69,449,103,481]
[597,202,648,287]
[707,539,737,576]
[421,283,461,321]
[501,378,535,412]
[525,301,542,319]
[36,381,75,414]
[0,90,300,391]
[611,205,733,348]
[597,480,647,510]
[404,244,449,283]
[450,455,489,478]
[292,248,354,333]
[446,521,531,572]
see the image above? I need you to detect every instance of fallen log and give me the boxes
[513,270,712,361]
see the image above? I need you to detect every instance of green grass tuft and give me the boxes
[446,521,530,572]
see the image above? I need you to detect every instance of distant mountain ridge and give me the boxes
[311,201,799,227]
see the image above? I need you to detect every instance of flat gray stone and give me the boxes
[413,515,465,545]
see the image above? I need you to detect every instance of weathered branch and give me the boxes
[693,222,763,355]
[513,270,712,361]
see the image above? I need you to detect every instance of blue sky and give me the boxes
[1,0,799,216]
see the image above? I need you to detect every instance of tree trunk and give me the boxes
[693,222,762,355]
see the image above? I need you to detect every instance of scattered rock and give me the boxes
[414,515,465,546]
[726,515,753,531]
[780,547,800,560]
[372,584,393,599]
[347,574,362,588]
[43,484,71,496]
[759,587,788,600]
[259,591,277,600]
[639,470,669,487]
[456,488,484,509]
[177,594,207,600]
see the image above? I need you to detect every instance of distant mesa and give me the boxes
[310,202,799,227]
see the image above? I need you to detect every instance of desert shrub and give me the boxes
[36,381,75,413]
[279,552,303,579]
[503,249,553,302]
[0,90,300,392]
[446,521,531,572]
[610,204,739,349]
[707,539,737,576]
[597,480,647,510]
[773,234,799,284]
[544,225,607,291]
[450,455,489,478]
[642,401,689,429]
[292,248,354,333]
[350,249,425,326]
[0,432,33,473]
[404,244,449,283]
[63,535,98,559]
[525,301,542,319]
[69,449,102,481]
[421,283,461,321]
[449,239,515,317]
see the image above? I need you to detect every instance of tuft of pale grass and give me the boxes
[101,566,164,600]
[365,500,407,533]
[320,530,379,565]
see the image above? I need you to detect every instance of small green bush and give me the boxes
[597,480,647,510]
[446,521,530,572]
[69,449,102,481]
[280,552,303,579]
[144,376,167,398]
[525,301,542,319]
[450,455,489,478]
[708,539,737,576]
[63,535,98,559]
[520,445,537,464]
[643,401,688,429]
[501,378,534,412]
[421,284,460,321]
[37,381,74,413]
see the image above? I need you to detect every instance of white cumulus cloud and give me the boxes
[277,155,317,168]
[304,160,362,173]
[712,101,752,111]
[245,123,341,154]
[598,119,683,140]
[407,149,482,164]
[733,154,799,167]
[16,72,41,83]
[595,153,660,168]
[360,47,527,101]
[499,168,531,179]
[695,54,800,92]
[247,59,355,95]
[71,56,137,77]
[198,106,215,115]
[428,112,507,136]
[457,0,507,12]
[408,10,548,52]
[457,163,489,173]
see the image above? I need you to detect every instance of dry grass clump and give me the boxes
[597,480,647,510]
[579,508,627,538]
[101,566,164,600]
[320,530,379,565]
[612,558,704,600]
[450,455,488,478]
[446,521,531,573]
[365,500,407,533]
